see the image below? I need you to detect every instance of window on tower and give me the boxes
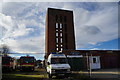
[60,38,62,43]
[60,23,62,29]
[60,33,62,37]
[56,38,58,43]
[56,23,58,28]
[56,32,58,37]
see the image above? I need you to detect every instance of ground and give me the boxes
[2,68,120,80]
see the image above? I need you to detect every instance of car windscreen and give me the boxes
[51,58,67,64]
[20,57,34,63]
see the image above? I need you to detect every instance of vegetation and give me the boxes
[2,68,47,80]
[2,68,91,80]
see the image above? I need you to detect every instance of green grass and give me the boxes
[2,68,48,80]
[2,68,93,80]
[3,74,45,78]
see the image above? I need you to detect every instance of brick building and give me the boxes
[44,8,119,70]
[45,8,76,58]
[62,50,119,70]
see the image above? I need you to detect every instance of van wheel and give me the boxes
[48,73,52,78]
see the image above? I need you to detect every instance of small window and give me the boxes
[60,30,62,32]
[60,38,62,43]
[56,29,58,32]
[60,33,62,37]
[56,23,58,28]
[56,38,58,43]
[56,44,58,47]
[93,58,97,63]
[61,45,63,47]
[56,32,58,37]
[56,48,58,51]
[60,23,62,29]
[61,48,63,51]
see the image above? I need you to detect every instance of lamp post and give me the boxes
[86,53,92,78]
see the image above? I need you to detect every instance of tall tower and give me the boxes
[45,8,76,57]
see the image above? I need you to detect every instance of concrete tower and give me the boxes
[45,8,76,58]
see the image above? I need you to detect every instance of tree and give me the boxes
[1,44,10,54]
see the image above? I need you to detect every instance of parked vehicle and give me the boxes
[19,55,36,71]
[2,55,17,71]
[46,52,71,78]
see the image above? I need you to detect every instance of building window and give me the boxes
[56,23,58,28]
[60,23,62,29]
[60,33,62,37]
[60,30,62,32]
[56,38,58,43]
[56,44,58,47]
[61,45,63,47]
[61,48,63,51]
[93,58,97,63]
[60,38,62,43]
[56,48,58,51]
[56,29,58,32]
[56,32,58,37]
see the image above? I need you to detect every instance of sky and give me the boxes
[0,1,119,60]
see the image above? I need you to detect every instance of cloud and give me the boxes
[2,0,119,2]
[0,13,14,39]
[4,35,45,53]
[82,25,101,35]
[0,2,118,55]
[0,3,46,56]
[0,2,2,13]
[12,24,34,37]
[74,2,118,49]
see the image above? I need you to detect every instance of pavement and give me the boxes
[73,68,120,80]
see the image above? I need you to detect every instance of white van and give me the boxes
[46,52,71,78]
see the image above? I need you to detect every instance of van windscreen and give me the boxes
[51,58,67,64]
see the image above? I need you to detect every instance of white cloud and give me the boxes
[0,1,2,13]
[0,3,46,55]
[0,2,118,55]
[12,24,34,37]
[74,3,118,49]
[0,13,14,40]
[4,35,45,54]
[3,0,119,2]
[0,13,35,40]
